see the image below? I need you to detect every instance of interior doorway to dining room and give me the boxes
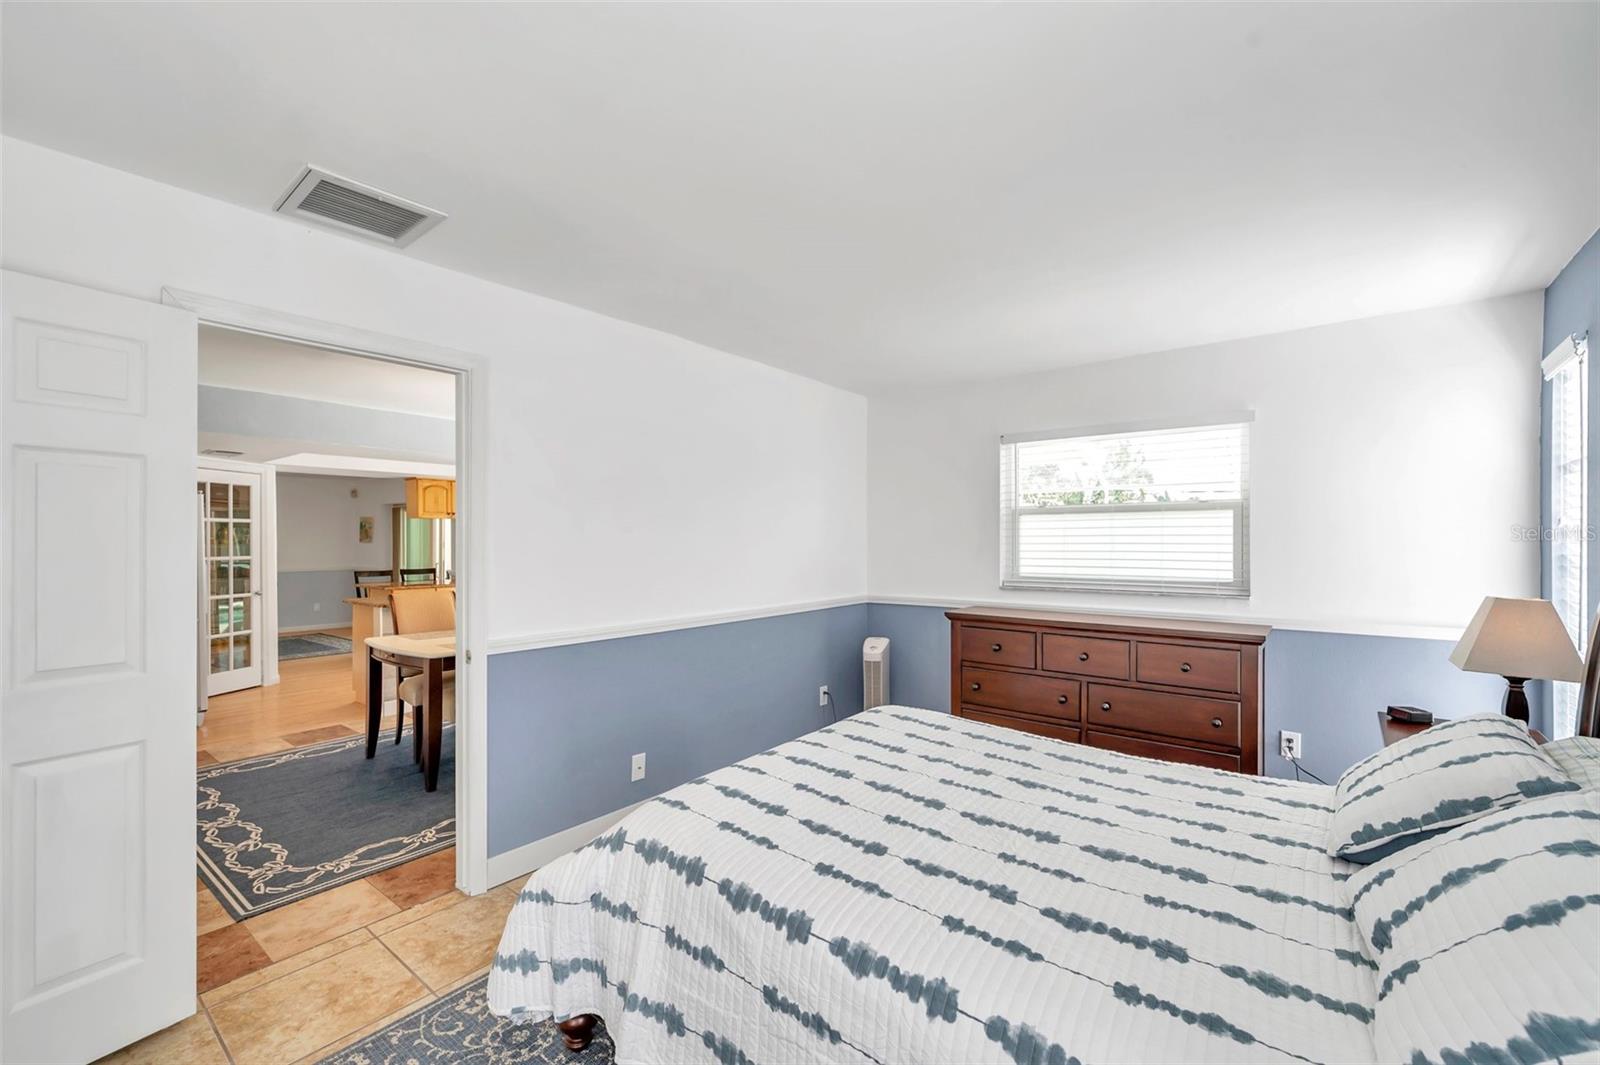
[170,320,496,1061]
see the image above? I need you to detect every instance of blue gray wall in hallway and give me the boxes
[278,569,359,629]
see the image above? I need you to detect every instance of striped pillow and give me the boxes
[1327,714,1577,863]
[1546,736,1600,792]
[1345,790,1600,1064]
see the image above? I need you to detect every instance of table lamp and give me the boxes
[1449,596,1584,722]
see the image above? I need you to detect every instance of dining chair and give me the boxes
[399,567,437,585]
[388,586,457,751]
[397,669,455,765]
[353,569,392,597]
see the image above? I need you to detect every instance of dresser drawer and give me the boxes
[1085,730,1241,772]
[1136,642,1240,694]
[1086,683,1240,746]
[961,667,1080,721]
[1041,633,1130,680]
[962,706,1081,744]
[959,626,1036,670]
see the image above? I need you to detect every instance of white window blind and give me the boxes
[1000,417,1251,597]
[1546,333,1589,738]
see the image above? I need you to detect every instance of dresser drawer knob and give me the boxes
[1211,717,1223,728]
[1181,663,1192,673]
[991,643,1002,653]
[1078,652,1089,662]
[1100,702,1112,712]
[1057,694,1069,704]
[970,682,981,692]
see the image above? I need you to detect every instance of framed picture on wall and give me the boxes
[358,516,374,543]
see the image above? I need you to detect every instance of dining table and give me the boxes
[365,629,454,791]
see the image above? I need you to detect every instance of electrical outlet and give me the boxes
[818,684,830,707]
[1279,731,1303,760]
[630,752,646,782]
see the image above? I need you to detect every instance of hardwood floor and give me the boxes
[98,637,496,1065]
[197,630,400,763]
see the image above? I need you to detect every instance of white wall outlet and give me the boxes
[818,684,830,707]
[630,752,646,782]
[312,602,321,612]
[1280,731,1303,760]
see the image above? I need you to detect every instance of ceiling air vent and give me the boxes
[274,166,445,248]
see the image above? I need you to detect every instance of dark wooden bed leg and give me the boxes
[558,1014,597,1051]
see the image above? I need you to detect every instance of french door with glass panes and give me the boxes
[199,469,262,693]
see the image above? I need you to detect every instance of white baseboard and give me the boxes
[484,801,645,890]
[280,623,346,634]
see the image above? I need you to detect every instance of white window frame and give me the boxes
[999,414,1252,598]
[1545,331,1589,738]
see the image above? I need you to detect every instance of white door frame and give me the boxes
[163,288,492,896]
[196,458,279,687]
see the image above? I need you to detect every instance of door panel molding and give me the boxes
[12,446,145,685]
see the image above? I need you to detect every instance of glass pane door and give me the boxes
[198,469,262,695]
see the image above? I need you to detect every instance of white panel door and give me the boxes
[2,271,197,1062]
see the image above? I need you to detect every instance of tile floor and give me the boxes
[102,644,502,1065]
[103,847,524,1065]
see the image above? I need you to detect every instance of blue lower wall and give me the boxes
[862,603,1506,782]
[486,603,866,857]
[279,569,357,629]
[485,600,1508,856]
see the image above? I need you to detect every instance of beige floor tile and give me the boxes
[366,887,466,938]
[196,878,234,936]
[95,1005,228,1065]
[207,939,427,1064]
[243,879,399,961]
[378,886,518,991]
[290,991,439,1065]
[432,963,492,998]
[202,928,372,1008]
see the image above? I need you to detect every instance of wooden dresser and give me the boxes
[947,608,1269,774]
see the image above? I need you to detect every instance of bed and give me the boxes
[488,706,1384,1064]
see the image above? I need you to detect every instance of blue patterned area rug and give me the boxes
[279,632,354,660]
[197,727,454,919]
[317,976,614,1065]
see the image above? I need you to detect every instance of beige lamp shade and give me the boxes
[1449,596,1584,682]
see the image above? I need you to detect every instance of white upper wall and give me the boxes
[868,293,1544,638]
[275,475,406,572]
[2,139,869,641]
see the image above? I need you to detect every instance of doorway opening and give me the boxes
[187,319,482,1028]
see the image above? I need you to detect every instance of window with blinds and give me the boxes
[999,417,1251,597]
[1546,333,1589,738]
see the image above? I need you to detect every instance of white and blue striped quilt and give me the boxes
[488,706,1379,1064]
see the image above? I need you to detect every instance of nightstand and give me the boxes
[1376,711,1547,747]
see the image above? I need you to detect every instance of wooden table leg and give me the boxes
[423,660,444,791]
[365,649,383,759]
[558,1015,596,1051]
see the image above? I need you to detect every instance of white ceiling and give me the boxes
[5,3,1596,392]
[199,326,455,418]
